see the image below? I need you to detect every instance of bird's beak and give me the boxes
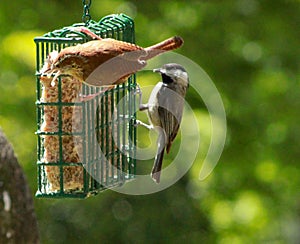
[153,68,166,74]
[43,68,52,73]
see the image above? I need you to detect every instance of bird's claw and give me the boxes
[134,120,153,130]
[134,84,142,95]
[134,84,148,111]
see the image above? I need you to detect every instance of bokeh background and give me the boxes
[0,0,300,243]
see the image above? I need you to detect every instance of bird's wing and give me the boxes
[85,51,147,86]
[59,39,147,85]
[157,85,183,154]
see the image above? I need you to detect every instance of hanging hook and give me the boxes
[82,0,92,25]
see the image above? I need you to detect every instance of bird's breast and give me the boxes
[148,103,160,127]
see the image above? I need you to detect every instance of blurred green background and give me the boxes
[0,0,300,243]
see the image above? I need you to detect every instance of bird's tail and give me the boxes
[151,148,165,184]
[144,36,184,60]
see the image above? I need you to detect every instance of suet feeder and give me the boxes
[35,14,137,198]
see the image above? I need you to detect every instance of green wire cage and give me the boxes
[35,14,137,198]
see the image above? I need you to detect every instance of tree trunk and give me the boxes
[0,128,39,243]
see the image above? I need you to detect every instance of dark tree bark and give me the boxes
[0,128,39,243]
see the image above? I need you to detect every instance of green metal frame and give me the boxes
[35,14,137,198]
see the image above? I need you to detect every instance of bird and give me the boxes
[138,63,189,183]
[41,27,184,90]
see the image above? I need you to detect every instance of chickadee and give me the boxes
[139,63,189,183]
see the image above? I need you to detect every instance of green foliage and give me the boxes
[0,0,299,243]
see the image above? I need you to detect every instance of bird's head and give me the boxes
[52,54,82,75]
[41,50,84,81]
[153,63,189,88]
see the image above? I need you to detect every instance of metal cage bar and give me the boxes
[35,14,137,198]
